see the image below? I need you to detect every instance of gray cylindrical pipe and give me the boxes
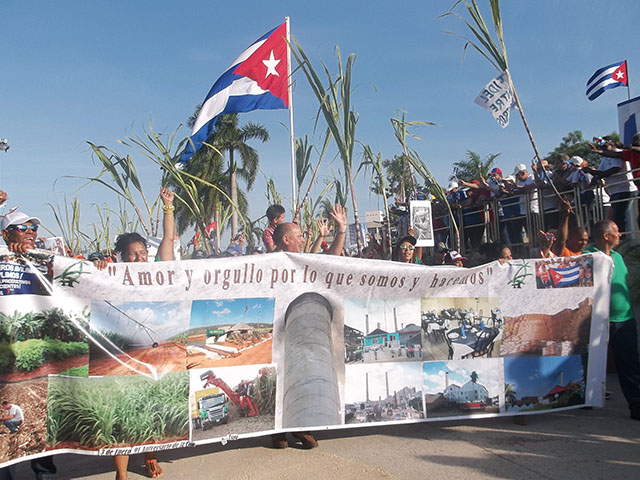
[282,292,340,428]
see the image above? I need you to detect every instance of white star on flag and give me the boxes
[616,71,625,80]
[262,50,281,78]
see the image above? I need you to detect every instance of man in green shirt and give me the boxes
[584,220,640,420]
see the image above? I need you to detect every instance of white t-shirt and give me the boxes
[7,404,23,422]
[598,156,637,195]
[517,175,539,214]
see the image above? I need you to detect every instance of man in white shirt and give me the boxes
[0,401,23,433]
[585,152,637,233]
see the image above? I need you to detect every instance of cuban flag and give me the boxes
[586,60,628,101]
[549,264,580,287]
[179,22,289,164]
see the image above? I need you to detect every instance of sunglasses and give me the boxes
[399,244,415,251]
[8,224,38,233]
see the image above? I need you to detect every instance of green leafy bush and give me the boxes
[0,342,15,371]
[14,341,46,371]
[7,339,89,372]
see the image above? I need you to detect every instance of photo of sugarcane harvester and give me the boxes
[189,365,276,441]
[192,369,259,430]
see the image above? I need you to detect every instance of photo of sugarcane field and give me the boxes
[46,371,189,450]
[344,362,423,424]
[503,354,586,412]
[0,378,48,463]
[423,359,504,419]
[189,365,275,442]
[0,301,89,381]
[344,298,423,364]
[187,298,274,368]
[88,300,191,376]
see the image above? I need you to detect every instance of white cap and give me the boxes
[569,156,584,166]
[447,181,459,190]
[0,211,41,231]
[512,163,527,175]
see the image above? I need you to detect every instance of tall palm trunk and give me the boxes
[229,149,238,236]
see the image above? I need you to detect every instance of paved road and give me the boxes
[13,374,639,480]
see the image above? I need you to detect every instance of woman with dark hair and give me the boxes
[112,187,174,479]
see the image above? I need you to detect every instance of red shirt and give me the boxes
[622,149,640,184]
[263,222,277,250]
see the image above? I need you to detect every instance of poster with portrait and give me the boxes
[409,200,434,247]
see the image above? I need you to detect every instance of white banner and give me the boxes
[0,251,612,467]
[474,71,516,128]
[617,95,640,145]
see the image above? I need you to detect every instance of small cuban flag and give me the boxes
[549,265,580,287]
[586,60,628,101]
[179,22,289,164]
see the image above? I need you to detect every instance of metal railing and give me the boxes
[430,167,640,255]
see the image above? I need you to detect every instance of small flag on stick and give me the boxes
[586,61,628,101]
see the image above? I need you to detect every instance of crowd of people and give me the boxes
[431,133,640,258]
[2,134,640,479]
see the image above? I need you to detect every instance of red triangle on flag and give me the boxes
[549,268,562,286]
[611,61,628,85]
[233,23,289,106]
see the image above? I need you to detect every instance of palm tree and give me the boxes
[210,114,269,236]
[451,150,501,181]
[170,148,247,250]
[384,154,413,201]
[504,383,517,407]
[470,371,479,384]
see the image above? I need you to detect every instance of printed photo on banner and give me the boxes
[0,377,49,463]
[344,362,423,424]
[422,359,504,419]
[187,298,274,369]
[420,297,503,362]
[46,372,189,452]
[0,251,53,296]
[503,355,586,412]
[535,255,593,289]
[188,365,275,443]
[409,200,434,247]
[343,298,423,364]
[88,300,190,376]
[500,298,592,357]
[35,237,66,256]
[0,300,89,382]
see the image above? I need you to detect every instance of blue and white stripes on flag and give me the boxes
[550,265,580,287]
[586,61,628,101]
[179,22,289,165]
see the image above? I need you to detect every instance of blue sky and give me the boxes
[504,354,585,398]
[90,300,191,343]
[2,1,639,244]
[189,298,274,328]
[423,358,503,397]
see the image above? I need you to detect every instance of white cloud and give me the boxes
[212,308,231,316]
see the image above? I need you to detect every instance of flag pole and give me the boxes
[626,60,631,101]
[285,16,297,213]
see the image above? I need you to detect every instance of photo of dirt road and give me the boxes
[88,300,191,376]
[0,378,48,463]
[187,298,274,369]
